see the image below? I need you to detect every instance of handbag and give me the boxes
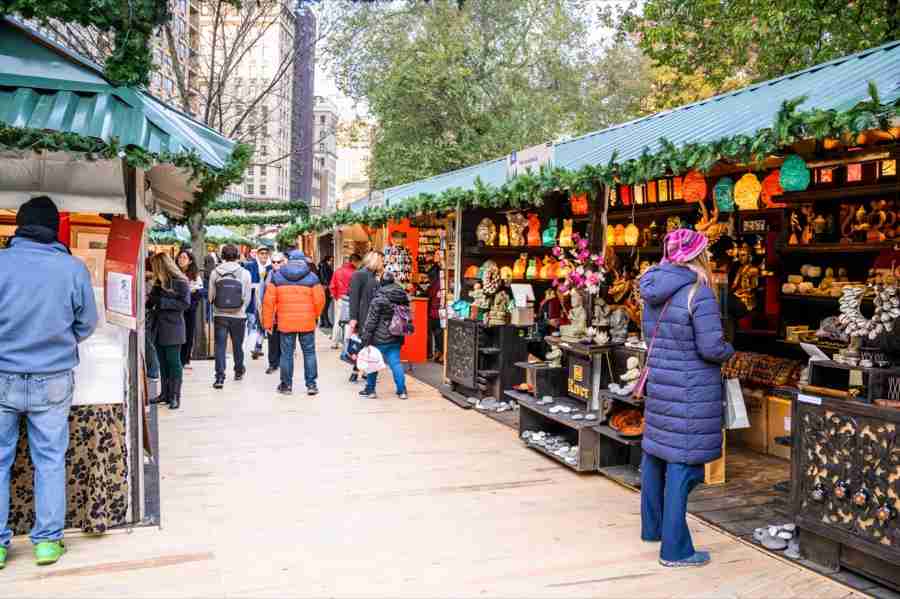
[357,345,386,374]
[341,335,363,365]
[723,378,750,429]
[633,299,671,400]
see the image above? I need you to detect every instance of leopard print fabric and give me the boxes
[8,404,129,535]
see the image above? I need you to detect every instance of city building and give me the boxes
[336,118,375,209]
[200,0,295,203]
[312,96,339,213]
[290,6,316,209]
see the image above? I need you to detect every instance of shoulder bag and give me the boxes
[633,299,671,401]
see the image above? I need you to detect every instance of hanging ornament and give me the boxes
[761,170,785,207]
[714,177,735,213]
[683,170,707,203]
[780,155,811,191]
[570,193,589,216]
[734,173,761,211]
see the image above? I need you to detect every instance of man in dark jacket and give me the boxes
[244,246,270,359]
[347,251,383,383]
[0,196,98,567]
[359,273,410,400]
[319,255,334,329]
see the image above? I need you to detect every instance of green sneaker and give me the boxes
[0,546,6,569]
[34,541,65,566]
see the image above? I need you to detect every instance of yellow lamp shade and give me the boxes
[734,173,761,210]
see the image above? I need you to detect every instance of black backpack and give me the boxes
[214,271,243,310]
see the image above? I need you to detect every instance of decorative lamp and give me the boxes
[647,181,658,203]
[498,225,509,246]
[619,185,632,206]
[683,170,707,202]
[658,180,670,202]
[570,193,589,216]
[761,170,785,207]
[634,184,644,205]
[500,266,513,281]
[464,265,479,278]
[734,173,761,210]
[613,224,627,247]
[714,177,735,213]
[673,176,684,200]
[606,225,616,246]
[624,223,640,246]
[780,154,811,191]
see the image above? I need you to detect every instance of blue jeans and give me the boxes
[640,452,705,562]
[214,317,246,379]
[280,332,317,389]
[0,371,74,547]
[365,343,406,395]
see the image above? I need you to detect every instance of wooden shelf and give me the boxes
[612,245,662,256]
[517,395,597,429]
[462,277,555,285]
[780,293,873,306]
[598,464,641,489]
[779,181,900,204]
[597,389,644,409]
[607,203,697,222]
[464,245,555,257]
[777,241,898,254]
[523,441,584,472]
[503,389,533,404]
[595,424,642,447]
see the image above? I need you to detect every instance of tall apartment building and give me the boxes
[200,0,295,202]
[312,96,339,213]
[336,119,374,209]
[26,0,201,114]
[290,7,316,208]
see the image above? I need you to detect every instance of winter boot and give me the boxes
[168,378,182,410]
[151,378,170,405]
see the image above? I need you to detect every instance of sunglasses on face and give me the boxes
[272,260,284,265]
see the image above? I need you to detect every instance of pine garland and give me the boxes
[283,85,898,237]
[207,200,310,216]
[206,213,298,227]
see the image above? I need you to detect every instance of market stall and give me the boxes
[0,19,243,534]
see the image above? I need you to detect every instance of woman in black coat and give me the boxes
[176,249,203,369]
[148,252,191,410]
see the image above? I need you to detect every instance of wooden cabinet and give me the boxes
[443,320,528,404]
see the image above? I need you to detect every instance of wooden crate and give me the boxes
[704,437,726,485]
[767,396,792,460]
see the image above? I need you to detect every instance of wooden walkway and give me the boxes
[0,336,867,597]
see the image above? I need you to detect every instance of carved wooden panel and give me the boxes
[447,319,478,389]
[797,404,900,555]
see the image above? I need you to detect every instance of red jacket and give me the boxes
[330,262,356,300]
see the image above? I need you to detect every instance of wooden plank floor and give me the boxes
[0,335,866,598]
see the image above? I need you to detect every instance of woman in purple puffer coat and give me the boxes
[638,229,734,568]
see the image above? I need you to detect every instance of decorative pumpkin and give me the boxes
[613,224,626,247]
[570,193,589,216]
[542,218,558,247]
[513,253,528,279]
[498,225,509,246]
[647,181,658,203]
[464,265,479,278]
[734,173,761,210]
[714,177,735,213]
[558,219,574,247]
[780,154,810,191]
[624,223,640,246]
[606,225,616,246]
[526,213,541,246]
[526,258,537,280]
[761,170,785,207]
[683,170,707,202]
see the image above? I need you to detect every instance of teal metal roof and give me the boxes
[0,19,234,170]
[381,40,900,204]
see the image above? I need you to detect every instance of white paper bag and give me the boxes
[357,345,386,374]
[724,378,750,430]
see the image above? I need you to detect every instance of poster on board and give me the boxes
[104,217,144,330]
[508,142,554,178]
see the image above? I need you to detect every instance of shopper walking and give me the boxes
[638,229,734,568]
[319,255,334,330]
[262,250,325,396]
[347,251,383,383]
[259,252,286,374]
[208,244,252,390]
[426,254,443,362]
[176,249,203,371]
[147,253,191,410]
[0,195,98,567]
[359,273,410,399]
[329,253,360,349]
[244,246,270,360]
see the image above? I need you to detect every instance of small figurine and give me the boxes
[732,243,761,312]
[558,219,574,247]
[487,290,510,326]
[470,283,487,320]
[508,213,527,246]
[559,292,588,341]
[540,257,555,279]
[498,225,509,246]
[526,258,537,279]
[852,205,870,241]
[609,308,630,343]
[542,218,558,247]
[500,266,513,281]
[546,346,562,368]
[513,253,527,279]
[533,257,543,279]
[800,204,814,244]
[527,213,542,247]
[788,210,802,245]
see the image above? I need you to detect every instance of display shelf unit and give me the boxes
[611,245,663,257]
[597,388,643,409]
[598,464,642,489]
[465,246,556,257]
[442,320,529,405]
[777,241,898,254]
[595,424,642,447]
[463,277,555,285]
[607,203,697,221]
[781,294,874,306]
[779,181,900,204]
[511,362,567,400]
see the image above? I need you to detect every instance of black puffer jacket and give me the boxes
[361,283,409,347]
[349,267,379,327]
[149,278,191,347]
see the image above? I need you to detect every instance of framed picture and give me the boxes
[71,225,109,251]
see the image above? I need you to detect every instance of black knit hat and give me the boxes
[17,196,60,233]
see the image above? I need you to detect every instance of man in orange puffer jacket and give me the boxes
[262,250,325,396]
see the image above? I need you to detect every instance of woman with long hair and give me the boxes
[176,249,203,370]
[148,252,191,410]
[637,229,734,568]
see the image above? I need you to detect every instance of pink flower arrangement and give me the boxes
[552,232,606,296]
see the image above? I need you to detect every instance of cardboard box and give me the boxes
[704,437,726,485]
[731,388,768,453]
[767,396,792,460]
